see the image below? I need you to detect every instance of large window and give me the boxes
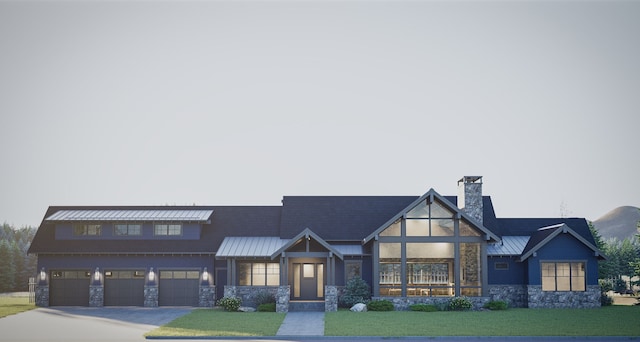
[154,223,182,236]
[73,224,101,236]
[376,197,486,297]
[239,262,279,286]
[114,223,142,236]
[345,261,362,282]
[541,262,585,291]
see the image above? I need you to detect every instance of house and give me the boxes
[28,176,604,311]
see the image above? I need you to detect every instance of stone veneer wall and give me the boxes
[276,286,290,313]
[199,285,216,307]
[373,296,490,311]
[89,285,104,307]
[325,286,338,312]
[223,285,279,307]
[35,285,49,307]
[488,285,528,308]
[527,285,601,308]
[144,285,158,307]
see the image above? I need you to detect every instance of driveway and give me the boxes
[0,307,193,342]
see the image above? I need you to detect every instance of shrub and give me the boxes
[257,303,276,312]
[252,290,276,306]
[484,300,508,310]
[367,299,394,311]
[217,296,241,312]
[409,304,438,312]
[599,279,614,293]
[601,292,614,306]
[339,278,371,308]
[448,297,473,311]
[613,278,628,294]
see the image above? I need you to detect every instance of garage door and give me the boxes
[104,270,145,306]
[50,270,90,306]
[158,270,200,306]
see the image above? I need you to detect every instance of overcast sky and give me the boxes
[1,0,638,227]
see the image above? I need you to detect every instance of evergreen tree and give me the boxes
[0,239,16,292]
[11,241,26,291]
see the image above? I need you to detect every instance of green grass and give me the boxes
[325,306,640,336]
[0,296,35,319]
[145,308,286,337]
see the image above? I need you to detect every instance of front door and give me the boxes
[292,262,324,300]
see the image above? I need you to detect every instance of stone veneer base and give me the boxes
[144,285,158,307]
[527,285,601,308]
[35,286,49,307]
[89,285,104,307]
[373,296,490,311]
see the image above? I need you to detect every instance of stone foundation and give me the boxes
[89,285,104,307]
[325,285,337,312]
[144,285,158,307]
[223,285,279,307]
[373,296,490,311]
[35,285,49,307]
[276,286,290,313]
[488,285,528,308]
[199,285,216,307]
[527,285,601,308]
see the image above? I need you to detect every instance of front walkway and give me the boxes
[276,312,324,336]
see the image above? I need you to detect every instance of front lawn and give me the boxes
[325,306,640,336]
[0,296,35,318]
[145,309,286,337]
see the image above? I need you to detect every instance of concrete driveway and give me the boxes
[0,307,193,342]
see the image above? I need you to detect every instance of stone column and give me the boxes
[276,285,290,313]
[199,285,216,307]
[89,285,104,307]
[144,285,158,307]
[35,285,49,307]
[223,285,237,298]
[324,285,338,312]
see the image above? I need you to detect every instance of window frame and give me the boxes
[344,260,363,283]
[540,261,586,292]
[154,223,183,236]
[114,223,142,236]
[72,223,102,236]
[238,261,280,286]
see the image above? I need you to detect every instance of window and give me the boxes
[541,262,585,291]
[114,223,142,236]
[345,261,362,282]
[73,224,102,236]
[154,223,182,236]
[238,262,279,286]
[494,262,509,270]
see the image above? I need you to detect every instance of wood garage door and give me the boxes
[104,270,145,306]
[158,270,200,306]
[49,270,90,306]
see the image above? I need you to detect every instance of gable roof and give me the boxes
[270,227,344,260]
[519,223,605,261]
[362,189,501,243]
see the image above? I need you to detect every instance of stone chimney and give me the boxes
[457,176,483,224]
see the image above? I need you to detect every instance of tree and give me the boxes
[0,239,16,292]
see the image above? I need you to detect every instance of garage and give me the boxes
[104,270,145,306]
[49,270,90,306]
[158,270,200,306]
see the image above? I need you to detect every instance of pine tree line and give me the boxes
[0,223,38,293]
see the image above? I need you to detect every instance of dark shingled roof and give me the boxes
[28,205,281,254]
[496,217,594,245]
[279,196,418,240]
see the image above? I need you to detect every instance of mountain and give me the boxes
[592,206,640,241]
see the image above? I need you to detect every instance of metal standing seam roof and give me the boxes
[44,209,214,222]
[216,237,289,257]
[486,236,530,256]
[332,245,364,256]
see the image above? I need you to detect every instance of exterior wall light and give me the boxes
[39,268,46,282]
[148,267,156,282]
[94,267,101,282]
[202,267,209,284]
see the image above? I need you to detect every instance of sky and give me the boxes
[0,0,638,227]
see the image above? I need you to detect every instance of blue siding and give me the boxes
[54,223,201,240]
[488,256,525,285]
[38,255,214,272]
[526,234,599,285]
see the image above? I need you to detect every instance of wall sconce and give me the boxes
[40,267,46,281]
[148,267,156,282]
[202,267,209,284]
[94,267,101,282]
